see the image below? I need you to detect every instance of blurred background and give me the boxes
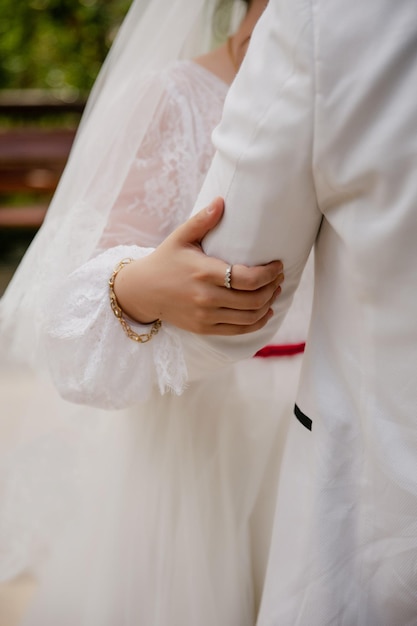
[0,0,131,296]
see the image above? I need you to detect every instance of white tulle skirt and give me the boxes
[0,354,303,626]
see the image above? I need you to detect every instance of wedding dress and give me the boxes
[0,3,312,626]
[0,58,312,626]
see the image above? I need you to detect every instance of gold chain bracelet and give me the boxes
[109,258,162,343]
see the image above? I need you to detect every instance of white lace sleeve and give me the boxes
[42,65,220,408]
[43,245,188,409]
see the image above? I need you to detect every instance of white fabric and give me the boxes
[0,0,221,366]
[42,61,228,406]
[5,0,416,621]
[166,0,417,623]
[15,360,299,626]
[41,60,313,407]
[0,55,312,625]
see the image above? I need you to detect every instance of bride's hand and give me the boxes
[114,198,284,335]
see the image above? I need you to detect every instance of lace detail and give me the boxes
[136,61,227,236]
[153,326,188,396]
[99,61,227,250]
[42,62,227,408]
[41,60,313,408]
[43,245,191,407]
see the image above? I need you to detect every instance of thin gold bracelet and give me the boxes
[109,258,162,343]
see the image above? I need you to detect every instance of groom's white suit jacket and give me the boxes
[181,0,417,623]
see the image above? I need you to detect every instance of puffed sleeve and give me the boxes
[176,0,323,378]
[42,71,201,408]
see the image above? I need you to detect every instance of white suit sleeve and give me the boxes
[176,0,323,379]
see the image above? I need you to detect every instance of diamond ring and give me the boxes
[224,265,232,289]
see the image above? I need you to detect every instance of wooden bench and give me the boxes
[0,90,84,229]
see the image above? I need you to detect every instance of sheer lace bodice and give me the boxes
[99,61,228,249]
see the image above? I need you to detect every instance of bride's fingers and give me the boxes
[219,260,283,291]
[202,308,275,336]
[192,253,283,292]
[207,280,282,312]
[173,197,225,245]
[190,288,279,330]
[216,303,275,326]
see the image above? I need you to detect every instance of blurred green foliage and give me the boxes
[0,0,131,95]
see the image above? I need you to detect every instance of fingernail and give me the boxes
[273,286,281,302]
[206,198,219,213]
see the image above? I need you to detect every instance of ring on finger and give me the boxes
[224,264,233,289]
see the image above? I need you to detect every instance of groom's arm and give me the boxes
[178,0,323,377]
